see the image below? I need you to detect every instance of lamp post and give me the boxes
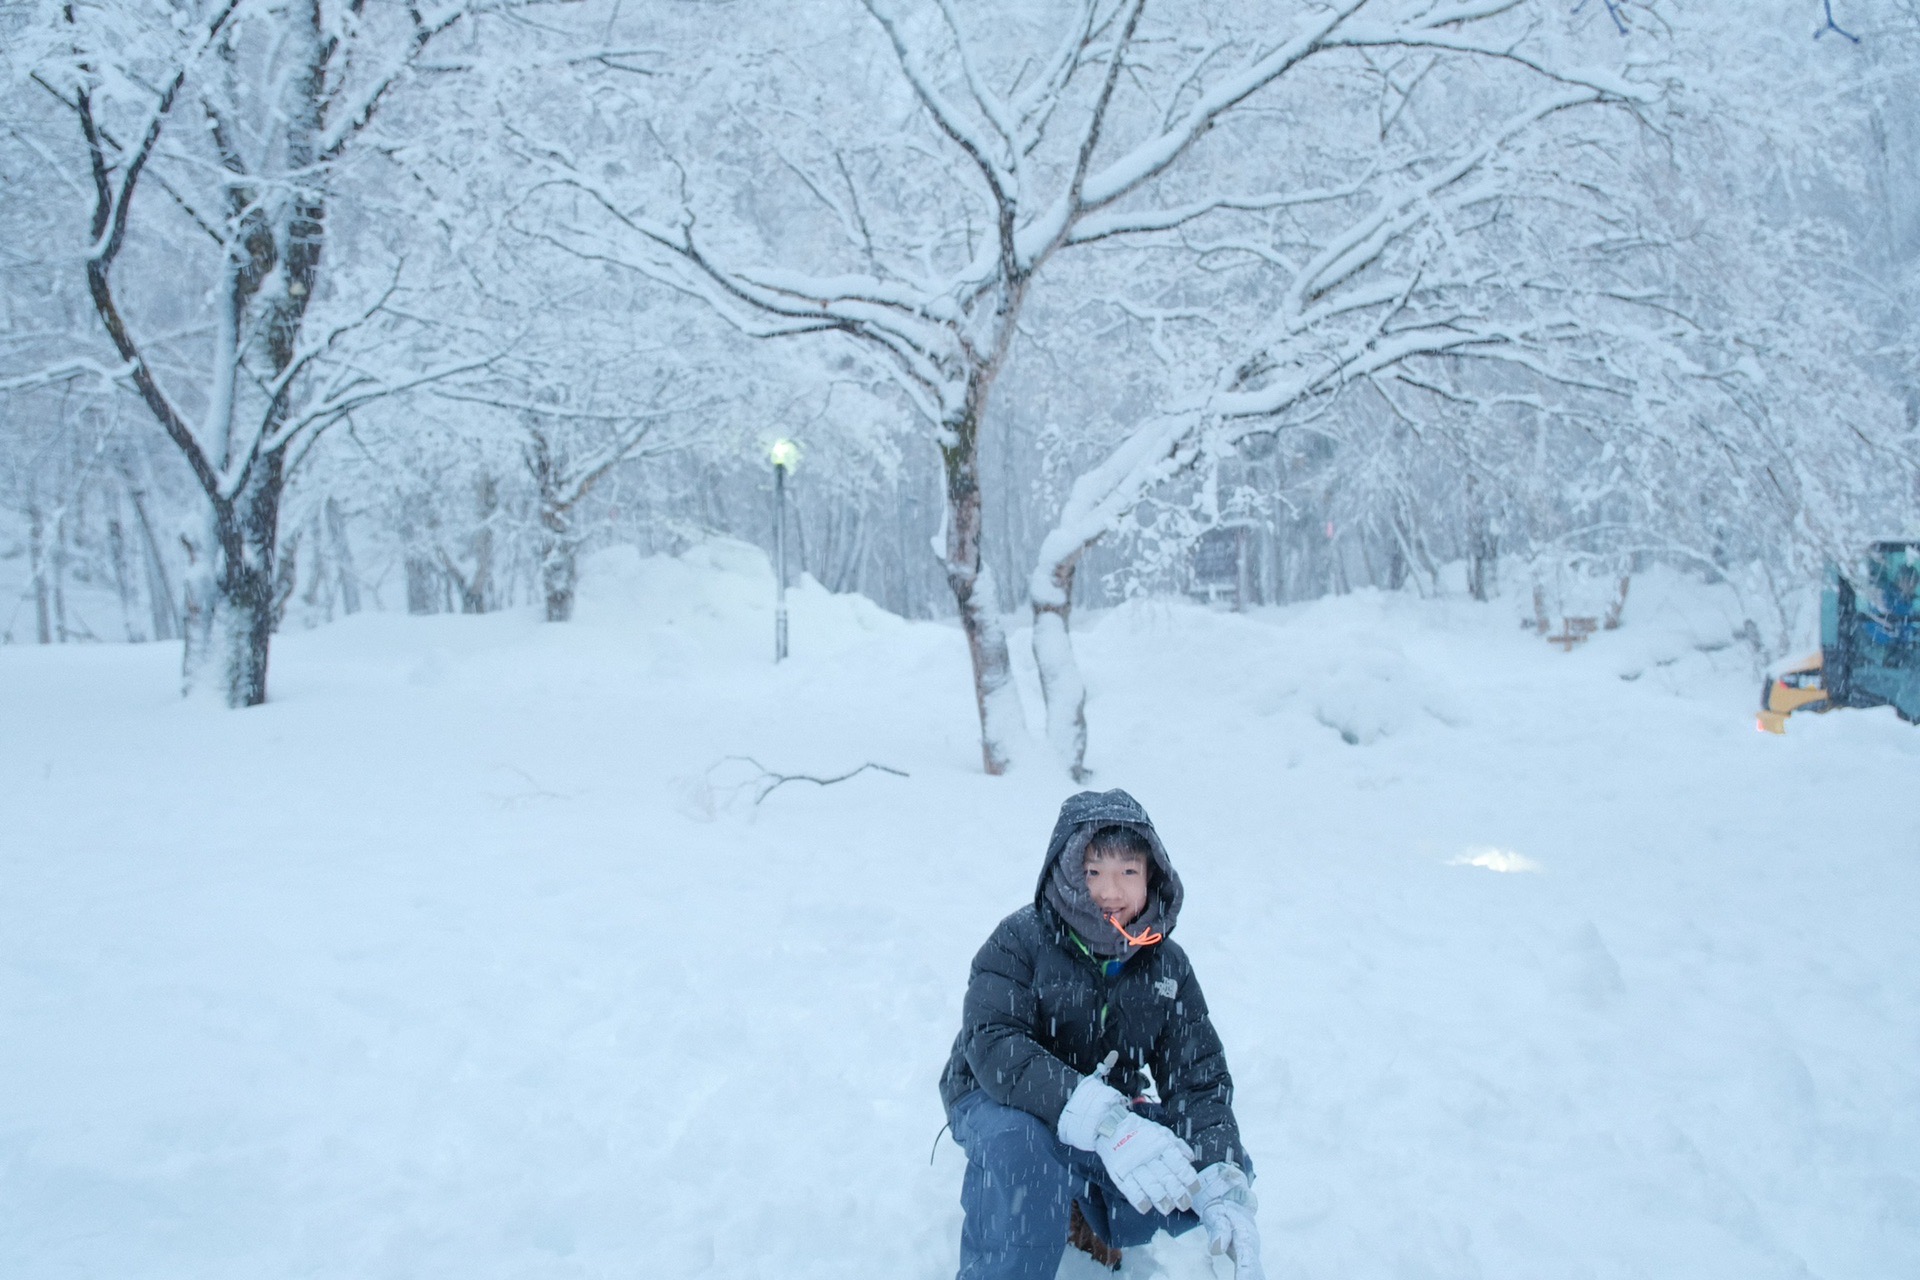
[769,439,799,661]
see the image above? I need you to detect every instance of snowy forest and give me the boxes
[4,5,1920,1280]
[4,0,1917,770]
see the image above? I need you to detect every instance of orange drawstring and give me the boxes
[1107,913,1162,947]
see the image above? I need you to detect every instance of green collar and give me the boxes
[1068,930,1130,977]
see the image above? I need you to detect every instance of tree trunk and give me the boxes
[1467,549,1495,600]
[1032,553,1090,781]
[405,557,440,614]
[462,473,497,614]
[1466,543,1494,601]
[51,505,70,642]
[521,430,580,624]
[1357,530,1379,591]
[300,509,330,619]
[124,476,179,641]
[1234,526,1251,612]
[325,497,361,615]
[540,503,577,623]
[403,493,440,615]
[216,466,281,706]
[179,528,215,696]
[1387,532,1409,592]
[28,493,52,645]
[181,474,279,707]
[272,526,301,630]
[894,483,917,618]
[940,412,1023,775]
[108,512,139,641]
[1465,473,1496,602]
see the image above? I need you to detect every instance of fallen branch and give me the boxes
[709,755,910,806]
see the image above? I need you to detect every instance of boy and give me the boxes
[940,789,1263,1280]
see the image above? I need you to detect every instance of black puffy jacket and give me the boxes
[938,790,1246,1169]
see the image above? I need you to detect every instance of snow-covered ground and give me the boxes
[3,541,1916,1280]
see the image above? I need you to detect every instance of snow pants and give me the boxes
[947,1088,1206,1280]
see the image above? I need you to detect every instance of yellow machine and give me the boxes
[1757,653,1829,734]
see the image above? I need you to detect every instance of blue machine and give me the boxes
[1822,541,1920,724]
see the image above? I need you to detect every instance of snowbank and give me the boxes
[3,554,1915,1280]
[572,539,905,658]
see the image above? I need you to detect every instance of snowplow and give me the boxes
[1758,541,1920,733]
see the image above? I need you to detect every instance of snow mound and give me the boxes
[1598,567,1765,682]
[572,538,905,662]
[1079,592,1465,747]
[1294,629,1465,746]
[261,539,910,703]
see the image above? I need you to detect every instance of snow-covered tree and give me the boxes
[1017,3,1660,774]
[17,0,502,702]
[518,0,1665,773]
[1022,0,1920,775]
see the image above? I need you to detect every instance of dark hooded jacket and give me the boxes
[938,789,1246,1169]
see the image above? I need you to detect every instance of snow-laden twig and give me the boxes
[0,357,134,394]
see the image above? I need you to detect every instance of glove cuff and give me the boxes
[1193,1161,1257,1212]
[1056,1074,1128,1151]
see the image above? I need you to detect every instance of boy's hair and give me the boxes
[1085,825,1154,865]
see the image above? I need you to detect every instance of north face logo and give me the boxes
[1154,978,1178,999]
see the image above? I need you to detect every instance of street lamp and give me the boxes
[769,439,799,661]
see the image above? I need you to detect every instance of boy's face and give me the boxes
[1084,848,1150,927]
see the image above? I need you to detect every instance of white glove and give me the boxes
[1057,1071,1201,1216]
[1192,1162,1264,1280]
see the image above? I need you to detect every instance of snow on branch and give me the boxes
[544,398,716,511]
[1323,26,1654,104]
[1027,65,1656,607]
[1066,2,1368,216]
[1020,0,1630,276]
[1008,0,1108,130]
[933,0,1022,157]
[0,357,134,394]
[1028,411,1206,606]
[1027,295,1639,609]
[1065,181,1373,246]
[520,151,968,423]
[859,0,1016,205]
[318,0,499,158]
